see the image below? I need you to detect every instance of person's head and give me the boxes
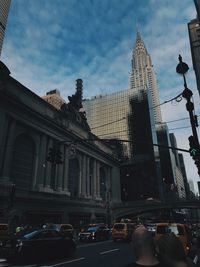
[132,225,155,260]
[156,233,187,267]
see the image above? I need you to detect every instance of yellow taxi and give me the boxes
[112,222,135,242]
[154,223,191,253]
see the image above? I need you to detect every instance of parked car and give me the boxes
[112,222,135,242]
[0,229,76,262]
[79,225,110,242]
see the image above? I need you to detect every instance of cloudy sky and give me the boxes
[2,0,200,193]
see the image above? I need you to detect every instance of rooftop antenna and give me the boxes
[135,19,141,35]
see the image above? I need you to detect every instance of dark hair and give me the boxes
[157,233,187,266]
[191,236,200,247]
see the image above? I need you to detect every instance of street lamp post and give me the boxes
[176,55,200,176]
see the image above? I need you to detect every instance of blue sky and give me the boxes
[2,0,200,193]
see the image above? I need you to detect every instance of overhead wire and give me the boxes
[91,116,126,130]
[88,92,196,131]
[149,92,183,110]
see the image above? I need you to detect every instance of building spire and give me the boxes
[130,31,162,123]
[134,30,147,54]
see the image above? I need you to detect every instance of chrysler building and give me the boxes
[130,31,162,123]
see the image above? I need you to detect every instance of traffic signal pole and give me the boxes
[176,55,200,176]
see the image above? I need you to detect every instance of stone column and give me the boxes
[86,156,90,197]
[2,120,16,179]
[96,161,100,199]
[63,146,70,195]
[108,167,112,200]
[44,138,53,192]
[57,145,64,192]
[93,160,97,198]
[78,155,82,197]
[32,137,39,190]
[36,135,47,190]
[81,154,87,197]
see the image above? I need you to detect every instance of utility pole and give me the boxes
[176,55,200,176]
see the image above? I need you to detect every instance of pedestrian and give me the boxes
[156,232,194,267]
[124,225,162,267]
[187,236,200,265]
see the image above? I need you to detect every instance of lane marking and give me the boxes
[42,257,85,267]
[77,240,112,248]
[100,248,119,255]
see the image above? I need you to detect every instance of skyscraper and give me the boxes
[0,0,11,56]
[83,32,162,158]
[194,0,200,20]
[83,32,162,155]
[82,31,185,201]
[169,133,186,199]
[83,89,137,159]
[42,89,66,110]
[130,31,162,123]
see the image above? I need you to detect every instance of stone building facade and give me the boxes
[0,62,121,231]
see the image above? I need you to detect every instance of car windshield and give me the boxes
[86,227,98,232]
[157,225,184,235]
[60,225,72,230]
[113,224,125,230]
[23,230,40,239]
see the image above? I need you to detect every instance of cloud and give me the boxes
[2,0,199,193]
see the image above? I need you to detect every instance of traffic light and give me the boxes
[55,150,63,164]
[188,135,200,160]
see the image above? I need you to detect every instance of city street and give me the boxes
[1,1,200,266]
[0,240,134,267]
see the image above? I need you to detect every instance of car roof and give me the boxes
[24,229,60,238]
[156,223,185,226]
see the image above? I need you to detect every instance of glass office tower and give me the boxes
[83,87,164,200]
[83,87,144,159]
[0,0,11,56]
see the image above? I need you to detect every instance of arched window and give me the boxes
[10,134,35,190]
[100,167,106,200]
[68,159,79,197]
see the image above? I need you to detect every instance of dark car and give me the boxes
[0,229,76,262]
[78,225,110,242]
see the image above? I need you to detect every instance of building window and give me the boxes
[10,134,35,190]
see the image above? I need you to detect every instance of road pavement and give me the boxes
[0,239,135,267]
